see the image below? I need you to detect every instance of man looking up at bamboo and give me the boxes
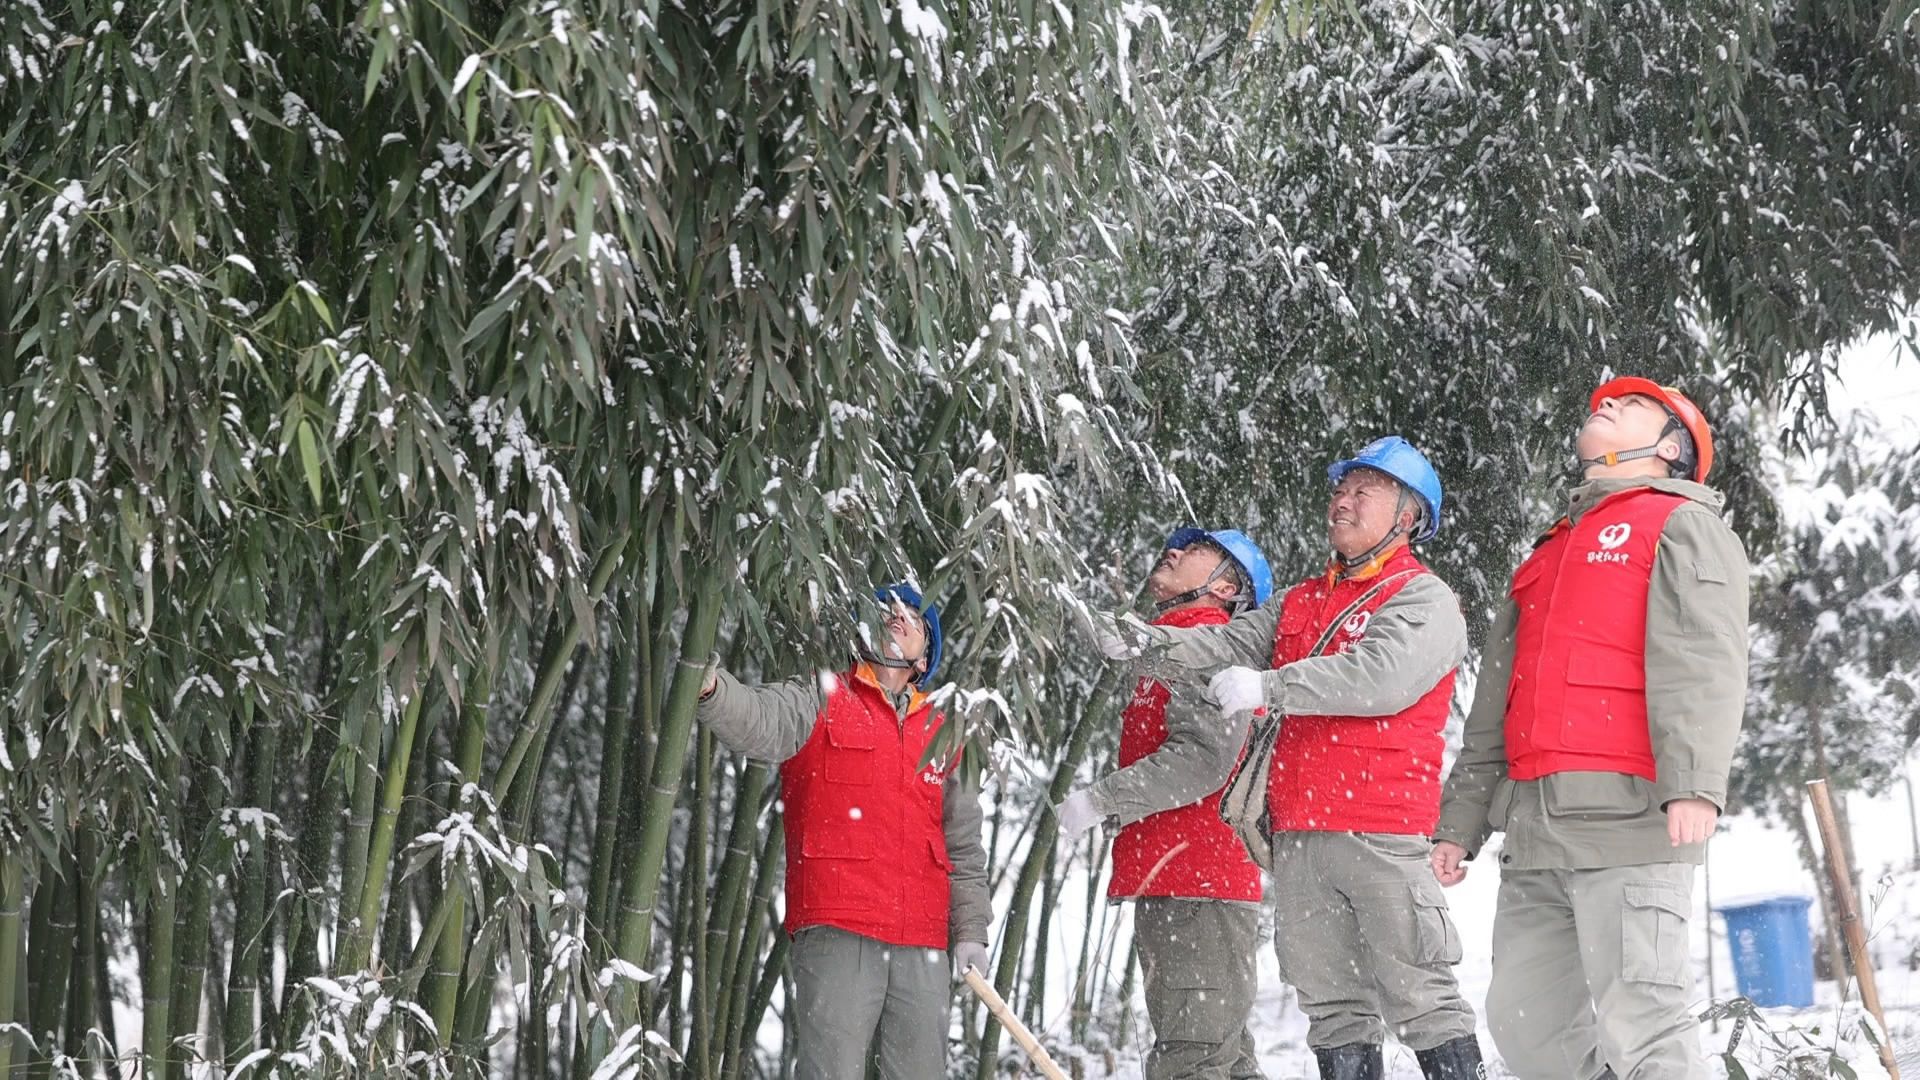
[1096,437,1483,1080]
[1432,380,1749,1080]
[1056,528,1276,1080]
[695,583,991,1079]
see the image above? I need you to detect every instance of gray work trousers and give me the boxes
[1270,831,1476,1051]
[1135,897,1267,1079]
[790,925,950,1079]
[1486,863,1705,1080]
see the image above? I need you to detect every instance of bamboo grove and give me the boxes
[2,0,1918,1077]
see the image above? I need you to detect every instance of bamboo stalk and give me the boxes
[168,836,212,1080]
[720,824,783,1080]
[426,661,492,1045]
[705,762,769,1038]
[586,585,641,936]
[29,856,80,1080]
[0,850,24,1079]
[336,690,427,973]
[607,576,672,934]
[733,931,790,1080]
[1024,836,1064,1025]
[975,675,1116,1080]
[65,834,98,1073]
[1807,779,1899,1079]
[227,707,281,1062]
[493,540,629,804]
[334,697,386,969]
[142,841,181,1080]
[964,969,1069,1080]
[612,570,724,967]
[688,732,715,1076]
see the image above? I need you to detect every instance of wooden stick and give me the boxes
[1807,779,1900,1079]
[965,967,1071,1080]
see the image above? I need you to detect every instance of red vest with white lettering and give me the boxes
[1503,488,1686,781]
[1109,607,1264,903]
[780,667,954,949]
[1266,547,1455,834]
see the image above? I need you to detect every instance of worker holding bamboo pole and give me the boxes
[694,582,992,1079]
[1432,379,1751,1080]
[1095,438,1483,1080]
[1057,527,1275,1080]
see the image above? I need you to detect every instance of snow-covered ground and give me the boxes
[1028,749,1920,1079]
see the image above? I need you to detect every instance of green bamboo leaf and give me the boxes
[296,419,324,505]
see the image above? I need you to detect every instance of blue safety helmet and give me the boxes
[873,583,944,689]
[1326,435,1443,543]
[1162,528,1275,612]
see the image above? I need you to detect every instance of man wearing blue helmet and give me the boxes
[1095,437,1482,1080]
[1057,528,1274,1080]
[695,583,992,1079]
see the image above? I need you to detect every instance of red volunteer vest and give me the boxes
[1502,487,1686,782]
[1267,548,1454,834]
[779,666,954,949]
[1109,606,1264,903]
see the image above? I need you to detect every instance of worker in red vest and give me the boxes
[1056,527,1276,1080]
[1098,437,1483,1080]
[1432,379,1749,1080]
[695,583,991,1080]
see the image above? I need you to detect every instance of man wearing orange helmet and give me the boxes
[1431,379,1750,1080]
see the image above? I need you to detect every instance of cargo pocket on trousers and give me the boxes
[1411,885,1463,966]
[1621,882,1690,988]
[1149,970,1241,1045]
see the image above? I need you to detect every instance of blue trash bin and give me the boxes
[1717,895,1815,1008]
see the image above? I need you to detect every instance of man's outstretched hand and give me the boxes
[1055,790,1102,842]
[1207,666,1265,717]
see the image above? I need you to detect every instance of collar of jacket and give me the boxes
[1151,603,1233,629]
[1566,474,1724,523]
[1324,540,1420,586]
[850,661,927,716]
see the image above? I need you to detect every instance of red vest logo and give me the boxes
[1588,521,1633,565]
[1341,610,1372,640]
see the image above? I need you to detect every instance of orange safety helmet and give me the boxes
[1587,377,1715,482]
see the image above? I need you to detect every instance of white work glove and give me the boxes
[951,941,990,979]
[1082,608,1146,661]
[1208,666,1266,717]
[1055,789,1103,842]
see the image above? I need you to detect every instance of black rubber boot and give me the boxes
[1414,1035,1487,1079]
[1314,1042,1385,1080]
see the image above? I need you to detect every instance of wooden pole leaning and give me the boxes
[1807,778,1900,1080]
[964,965,1071,1080]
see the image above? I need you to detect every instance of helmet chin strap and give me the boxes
[858,641,926,675]
[1334,490,1415,576]
[1581,416,1686,474]
[1153,557,1247,615]
[1579,445,1667,470]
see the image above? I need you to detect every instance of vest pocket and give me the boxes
[822,722,877,785]
[798,828,884,915]
[1621,881,1690,987]
[1560,647,1647,752]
